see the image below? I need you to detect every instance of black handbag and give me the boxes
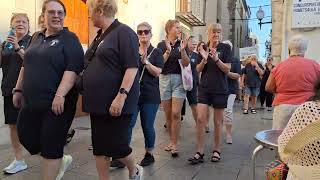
[75,21,120,94]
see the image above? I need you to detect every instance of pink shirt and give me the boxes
[272,56,320,106]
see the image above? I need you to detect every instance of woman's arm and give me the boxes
[12,67,25,108]
[265,74,276,93]
[215,59,231,74]
[227,71,240,80]
[52,71,78,115]
[145,63,162,77]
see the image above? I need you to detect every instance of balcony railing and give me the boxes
[175,0,206,27]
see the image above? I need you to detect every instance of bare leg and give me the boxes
[95,156,110,180]
[119,155,137,178]
[213,108,224,152]
[243,95,250,110]
[196,104,209,154]
[9,125,23,160]
[42,158,61,180]
[190,104,198,124]
[171,98,184,150]
[162,100,173,146]
[251,96,257,109]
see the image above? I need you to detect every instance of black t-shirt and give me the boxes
[228,57,241,94]
[23,28,84,108]
[82,20,140,114]
[243,63,264,88]
[0,34,31,96]
[157,40,182,74]
[261,64,274,87]
[197,43,232,94]
[189,51,200,86]
[139,45,164,104]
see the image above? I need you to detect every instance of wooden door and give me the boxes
[61,0,89,117]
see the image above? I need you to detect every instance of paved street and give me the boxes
[0,102,275,180]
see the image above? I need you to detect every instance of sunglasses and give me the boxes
[137,30,151,35]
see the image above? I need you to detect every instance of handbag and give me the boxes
[178,59,193,91]
[139,47,155,83]
[75,21,120,94]
[265,159,289,180]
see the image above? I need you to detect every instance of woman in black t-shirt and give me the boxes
[189,23,231,164]
[13,1,84,179]
[0,13,31,175]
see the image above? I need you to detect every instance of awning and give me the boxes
[176,12,206,26]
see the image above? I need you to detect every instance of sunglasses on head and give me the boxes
[137,29,151,35]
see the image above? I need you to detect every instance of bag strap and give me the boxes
[139,47,155,83]
[83,20,121,71]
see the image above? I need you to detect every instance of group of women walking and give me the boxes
[0,0,242,179]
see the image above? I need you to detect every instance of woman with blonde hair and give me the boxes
[82,0,143,179]
[188,23,231,164]
[157,19,190,157]
[0,12,31,175]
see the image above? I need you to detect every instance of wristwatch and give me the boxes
[119,88,129,96]
[12,88,22,94]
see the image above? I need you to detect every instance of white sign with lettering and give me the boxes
[239,46,259,61]
[292,0,320,28]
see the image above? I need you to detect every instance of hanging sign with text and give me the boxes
[292,0,320,28]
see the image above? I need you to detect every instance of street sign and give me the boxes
[292,0,320,28]
[239,46,259,61]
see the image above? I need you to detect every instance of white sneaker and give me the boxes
[56,155,73,180]
[130,164,144,180]
[3,159,27,174]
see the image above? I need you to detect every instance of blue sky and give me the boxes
[246,0,272,61]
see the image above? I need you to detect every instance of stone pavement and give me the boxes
[0,102,276,180]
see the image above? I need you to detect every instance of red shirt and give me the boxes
[272,56,320,106]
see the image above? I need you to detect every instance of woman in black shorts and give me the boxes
[13,1,84,179]
[188,23,231,164]
[82,0,143,179]
[0,13,31,174]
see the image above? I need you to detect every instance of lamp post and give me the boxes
[256,7,272,29]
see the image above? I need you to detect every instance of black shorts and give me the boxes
[198,88,228,108]
[90,113,132,159]
[4,96,20,124]
[186,84,197,105]
[17,103,76,159]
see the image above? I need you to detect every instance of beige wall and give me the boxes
[272,0,320,63]
[116,0,176,45]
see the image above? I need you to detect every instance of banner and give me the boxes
[239,46,259,61]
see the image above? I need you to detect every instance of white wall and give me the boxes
[281,0,320,62]
[116,0,176,45]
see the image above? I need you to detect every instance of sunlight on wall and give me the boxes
[117,0,176,45]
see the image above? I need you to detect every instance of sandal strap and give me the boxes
[212,150,221,156]
[195,152,204,158]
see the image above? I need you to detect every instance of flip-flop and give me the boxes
[171,149,179,158]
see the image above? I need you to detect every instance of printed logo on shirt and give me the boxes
[49,39,59,46]
[191,58,195,63]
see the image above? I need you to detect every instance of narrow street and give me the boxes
[0,102,275,180]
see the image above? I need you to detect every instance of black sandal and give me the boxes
[171,149,179,158]
[243,109,249,114]
[211,150,221,162]
[251,109,257,114]
[188,152,204,165]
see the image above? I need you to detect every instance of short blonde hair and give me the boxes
[207,23,222,34]
[250,54,258,61]
[137,22,152,32]
[87,0,117,18]
[10,13,29,27]
[165,19,179,34]
[288,34,308,56]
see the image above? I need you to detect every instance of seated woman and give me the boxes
[278,79,320,180]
